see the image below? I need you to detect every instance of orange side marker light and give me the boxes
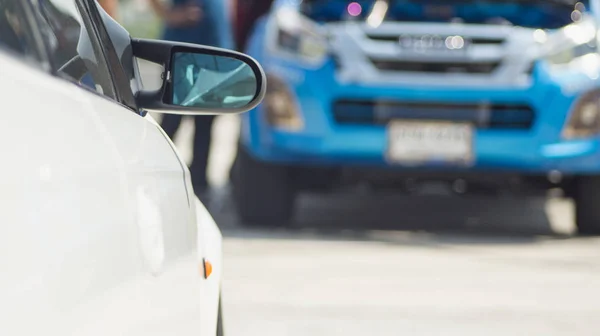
[202,259,213,279]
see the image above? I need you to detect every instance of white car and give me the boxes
[0,0,265,335]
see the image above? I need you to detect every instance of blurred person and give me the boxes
[231,0,273,51]
[98,0,118,17]
[147,0,234,195]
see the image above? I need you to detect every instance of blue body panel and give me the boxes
[240,11,600,175]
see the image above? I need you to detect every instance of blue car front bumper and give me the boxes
[241,59,600,174]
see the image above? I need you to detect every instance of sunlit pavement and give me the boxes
[215,196,600,336]
[141,63,600,336]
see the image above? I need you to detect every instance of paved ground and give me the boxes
[140,62,600,336]
[217,195,600,336]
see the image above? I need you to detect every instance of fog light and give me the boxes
[562,90,600,139]
[264,74,304,131]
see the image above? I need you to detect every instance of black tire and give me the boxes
[216,296,224,336]
[231,144,296,226]
[574,176,600,235]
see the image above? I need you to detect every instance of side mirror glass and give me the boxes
[170,52,257,109]
[132,39,266,115]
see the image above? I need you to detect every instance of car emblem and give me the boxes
[399,34,471,53]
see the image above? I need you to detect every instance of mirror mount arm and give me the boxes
[131,38,173,113]
[131,38,173,66]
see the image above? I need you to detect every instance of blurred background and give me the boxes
[112,0,600,335]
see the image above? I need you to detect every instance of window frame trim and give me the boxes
[26,0,121,101]
[22,0,141,113]
[72,0,119,99]
[76,0,139,112]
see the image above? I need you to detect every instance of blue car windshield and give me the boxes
[300,0,589,29]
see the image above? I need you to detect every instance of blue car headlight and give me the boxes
[263,74,304,131]
[563,89,600,139]
[533,20,600,139]
[541,19,600,77]
[266,7,329,67]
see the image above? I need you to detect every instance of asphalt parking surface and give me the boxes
[207,188,599,336]
[141,62,600,336]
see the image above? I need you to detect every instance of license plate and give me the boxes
[386,120,474,165]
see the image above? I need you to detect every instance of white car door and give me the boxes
[31,1,223,335]
[0,1,220,335]
[72,3,225,334]
[0,52,143,336]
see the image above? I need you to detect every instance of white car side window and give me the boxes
[32,0,117,99]
[0,1,39,61]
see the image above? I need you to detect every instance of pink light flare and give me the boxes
[347,2,362,17]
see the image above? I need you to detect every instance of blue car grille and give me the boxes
[370,59,500,74]
[365,34,505,46]
[332,100,535,129]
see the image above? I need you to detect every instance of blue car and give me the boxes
[231,0,600,234]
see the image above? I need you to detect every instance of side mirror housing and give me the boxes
[131,38,266,114]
